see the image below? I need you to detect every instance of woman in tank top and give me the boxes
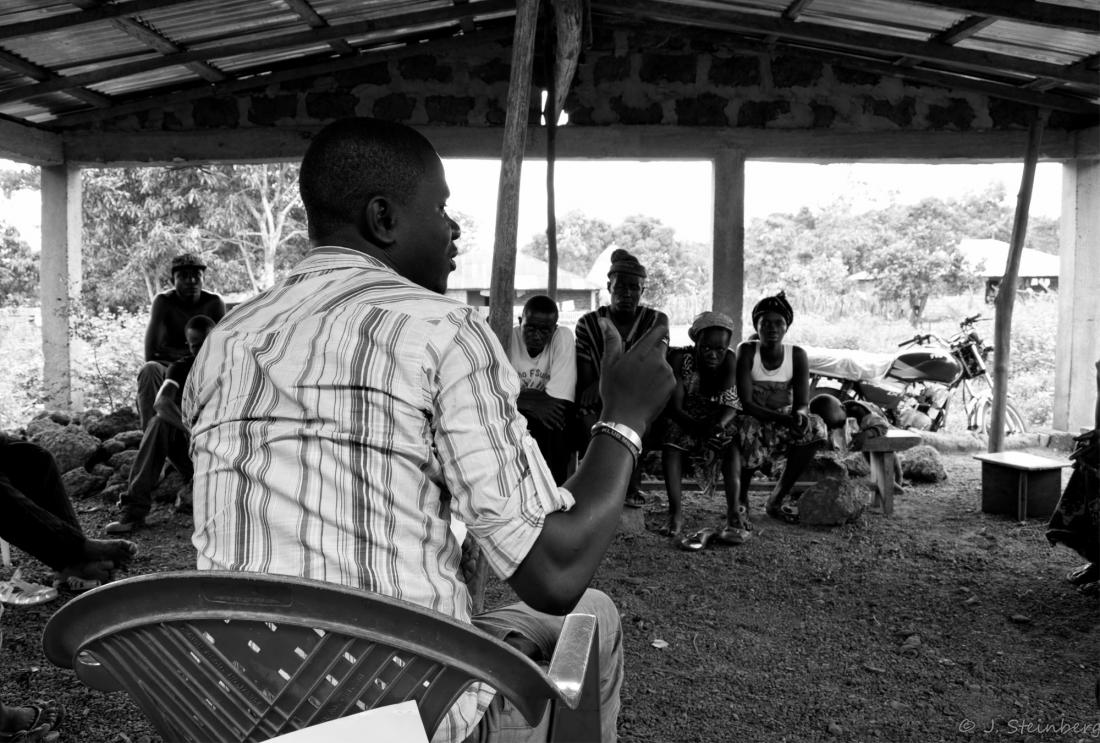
[734,291,827,524]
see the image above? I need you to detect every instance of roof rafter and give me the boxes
[905,0,1099,33]
[49,24,514,128]
[594,1,1098,89]
[0,48,111,108]
[934,15,996,45]
[66,0,227,83]
[0,0,513,107]
[281,0,354,54]
[0,0,197,42]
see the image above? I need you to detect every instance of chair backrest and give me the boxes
[43,571,600,742]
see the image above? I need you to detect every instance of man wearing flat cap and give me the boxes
[574,249,669,507]
[136,253,225,429]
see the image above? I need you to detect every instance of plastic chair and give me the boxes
[43,571,601,742]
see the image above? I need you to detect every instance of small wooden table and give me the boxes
[973,451,1072,521]
[859,429,922,516]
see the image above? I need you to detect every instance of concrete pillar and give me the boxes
[712,149,745,341]
[1054,159,1100,432]
[39,164,82,411]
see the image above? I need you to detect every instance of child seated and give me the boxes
[734,291,827,524]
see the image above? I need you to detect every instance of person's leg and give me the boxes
[721,445,746,530]
[0,443,86,570]
[526,418,568,487]
[116,418,173,525]
[472,589,622,743]
[661,446,685,536]
[136,361,167,429]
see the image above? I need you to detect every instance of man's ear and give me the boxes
[362,195,397,246]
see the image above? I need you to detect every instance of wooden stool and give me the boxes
[973,451,1071,520]
[859,429,921,516]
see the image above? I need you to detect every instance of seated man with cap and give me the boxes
[136,253,225,429]
[574,249,669,508]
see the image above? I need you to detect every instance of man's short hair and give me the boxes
[299,117,436,239]
[185,314,216,335]
[522,294,559,318]
[171,253,207,274]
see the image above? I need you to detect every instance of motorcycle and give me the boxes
[807,314,1027,436]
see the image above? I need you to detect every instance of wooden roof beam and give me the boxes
[0,0,196,42]
[65,1,227,83]
[0,0,512,106]
[934,15,996,46]
[48,25,514,128]
[594,1,1099,89]
[281,0,354,54]
[906,0,1098,34]
[0,48,111,108]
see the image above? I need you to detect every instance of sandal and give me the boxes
[0,570,59,606]
[766,503,800,525]
[0,700,64,742]
[624,492,645,509]
[678,528,716,552]
[713,526,752,546]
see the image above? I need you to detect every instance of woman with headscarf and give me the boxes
[574,249,669,508]
[660,311,752,550]
[734,291,827,524]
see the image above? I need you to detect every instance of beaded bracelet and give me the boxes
[590,421,642,468]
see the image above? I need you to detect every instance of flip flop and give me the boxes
[0,570,59,606]
[1066,563,1099,586]
[53,574,103,593]
[766,504,800,525]
[713,526,752,546]
[679,527,716,552]
[624,492,645,509]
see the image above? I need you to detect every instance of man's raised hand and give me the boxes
[597,319,674,435]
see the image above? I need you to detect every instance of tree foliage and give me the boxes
[524,210,614,276]
[0,222,37,305]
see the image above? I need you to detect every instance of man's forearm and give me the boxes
[508,434,636,614]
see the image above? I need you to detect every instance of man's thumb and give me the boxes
[599,317,623,366]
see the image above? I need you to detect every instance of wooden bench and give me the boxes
[973,451,1072,521]
[858,429,922,516]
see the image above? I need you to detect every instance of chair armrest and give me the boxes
[546,613,597,709]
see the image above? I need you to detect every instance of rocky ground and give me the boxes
[1,425,1096,743]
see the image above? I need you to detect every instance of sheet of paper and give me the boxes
[262,700,429,742]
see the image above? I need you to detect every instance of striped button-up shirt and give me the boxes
[183,247,574,742]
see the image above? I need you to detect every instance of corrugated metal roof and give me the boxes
[0,0,1094,131]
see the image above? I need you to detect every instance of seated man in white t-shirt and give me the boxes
[508,295,576,484]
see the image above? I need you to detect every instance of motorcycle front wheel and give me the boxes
[975,399,1027,436]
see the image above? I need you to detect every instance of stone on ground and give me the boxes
[900,445,947,482]
[798,476,866,526]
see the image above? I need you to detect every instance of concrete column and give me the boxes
[39,164,82,411]
[1054,159,1100,432]
[712,149,745,341]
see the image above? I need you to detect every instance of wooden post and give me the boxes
[478,0,540,614]
[712,148,746,341]
[543,0,582,300]
[487,0,540,351]
[989,109,1047,453]
[40,163,83,411]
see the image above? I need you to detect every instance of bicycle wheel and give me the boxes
[977,398,1027,436]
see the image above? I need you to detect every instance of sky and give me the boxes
[441,159,1064,249]
[0,158,1063,253]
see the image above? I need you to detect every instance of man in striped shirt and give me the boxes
[184,118,674,743]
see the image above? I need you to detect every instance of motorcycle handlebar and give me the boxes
[898,334,931,348]
[961,314,987,327]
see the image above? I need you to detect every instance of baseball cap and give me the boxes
[171,253,207,272]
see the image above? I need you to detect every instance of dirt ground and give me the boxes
[2,448,1097,743]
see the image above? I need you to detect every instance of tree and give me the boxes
[0,222,37,305]
[867,199,977,325]
[609,214,709,309]
[205,164,308,292]
[523,210,614,276]
[0,168,38,198]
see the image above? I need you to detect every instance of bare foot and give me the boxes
[83,538,138,566]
